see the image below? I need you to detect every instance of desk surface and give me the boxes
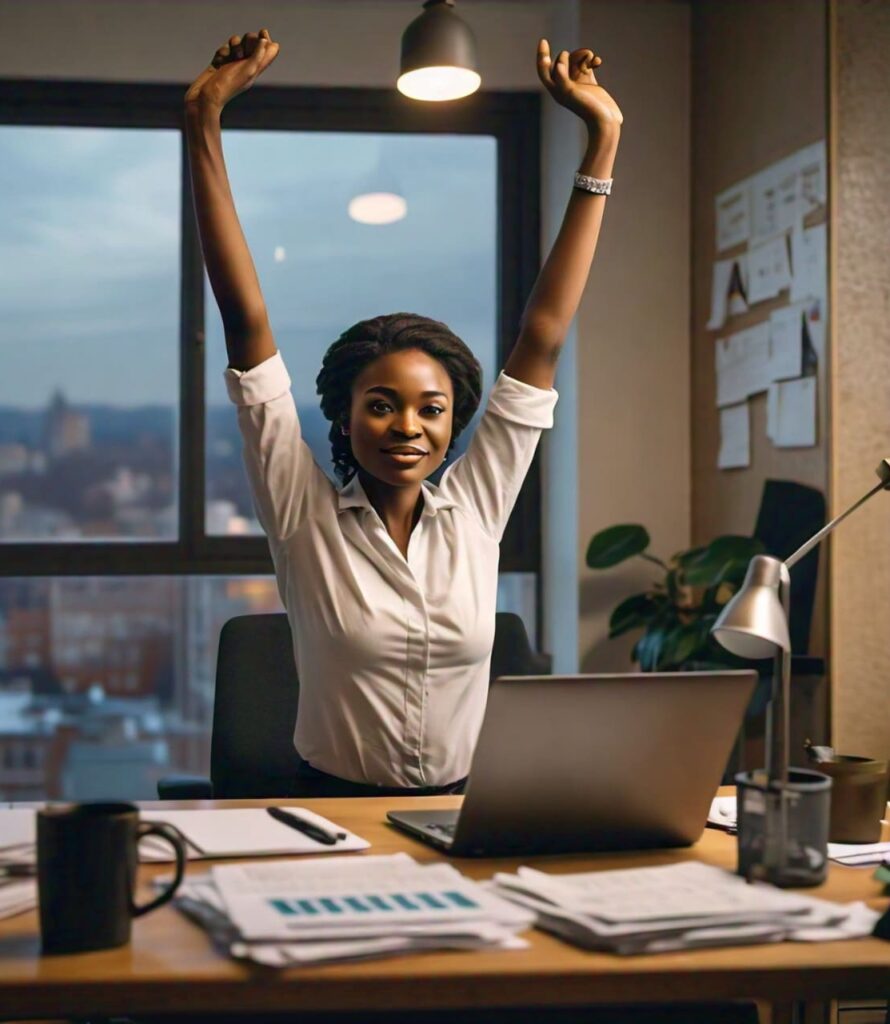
[1,792,889,1018]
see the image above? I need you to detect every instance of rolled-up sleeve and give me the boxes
[438,370,558,541]
[224,351,328,544]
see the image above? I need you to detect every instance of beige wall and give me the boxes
[830,0,890,757]
[577,0,691,671]
[689,0,829,661]
[0,0,692,673]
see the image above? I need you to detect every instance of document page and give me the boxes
[212,854,532,942]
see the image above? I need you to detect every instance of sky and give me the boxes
[0,125,497,412]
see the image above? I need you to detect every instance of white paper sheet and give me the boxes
[140,806,370,859]
[212,855,533,943]
[707,258,734,330]
[748,141,826,246]
[747,234,792,304]
[715,323,771,408]
[707,256,749,329]
[750,162,800,245]
[716,180,751,252]
[768,304,806,381]
[772,377,817,448]
[718,402,750,469]
[797,140,827,214]
[790,222,827,303]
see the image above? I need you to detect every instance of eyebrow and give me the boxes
[364,386,449,400]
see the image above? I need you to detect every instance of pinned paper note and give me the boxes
[747,235,792,304]
[715,323,771,407]
[716,181,750,252]
[790,222,827,303]
[707,256,748,329]
[750,163,800,245]
[768,304,805,381]
[772,377,817,448]
[797,140,827,214]
[718,402,750,469]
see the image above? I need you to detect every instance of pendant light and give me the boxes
[397,0,481,102]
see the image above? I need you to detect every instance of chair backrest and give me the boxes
[752,478,825,654]
[210,614,302,798]
[209,610,546,798]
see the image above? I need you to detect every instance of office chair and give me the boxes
[157,611,549,799]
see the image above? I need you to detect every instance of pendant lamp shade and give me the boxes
[398,0,481,102]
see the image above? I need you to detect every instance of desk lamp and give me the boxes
[711,458,890,887]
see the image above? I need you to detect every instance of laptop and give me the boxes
[387,670,757,857]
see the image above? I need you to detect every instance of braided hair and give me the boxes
[316,313,483,484]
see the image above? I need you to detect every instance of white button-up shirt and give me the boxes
[225,351,557,787]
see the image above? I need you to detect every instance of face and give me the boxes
[346,349,454,487]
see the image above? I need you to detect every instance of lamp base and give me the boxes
[735,768,832,887]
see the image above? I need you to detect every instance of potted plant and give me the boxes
[585,524,767,672]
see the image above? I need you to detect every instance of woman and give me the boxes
[184,28,622,797]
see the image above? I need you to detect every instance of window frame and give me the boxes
[0,79,542,577]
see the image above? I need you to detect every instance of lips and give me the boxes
[381,446,428,455]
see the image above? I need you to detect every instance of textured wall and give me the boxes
[831,0,890,757]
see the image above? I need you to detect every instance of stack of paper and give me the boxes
[828,842,890,867]
[487,861,878,955]
[0,809,39,920]
[167,853,534,967]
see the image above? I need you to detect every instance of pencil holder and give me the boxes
[735,768,831,888]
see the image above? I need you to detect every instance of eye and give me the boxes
[423,405,446,416]
[368,399,393,414]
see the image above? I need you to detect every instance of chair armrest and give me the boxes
[157,774,214,800]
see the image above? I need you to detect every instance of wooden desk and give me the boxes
[0,794,888,1021]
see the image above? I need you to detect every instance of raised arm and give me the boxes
[504,40,622,391]
[184,29,280,370]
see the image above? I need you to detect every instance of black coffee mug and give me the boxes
[37,801,186,955]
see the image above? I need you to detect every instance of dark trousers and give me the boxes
[294,754,467,798]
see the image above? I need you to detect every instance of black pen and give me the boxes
[266,806,346,846]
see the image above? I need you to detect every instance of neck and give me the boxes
[357,470,424,532]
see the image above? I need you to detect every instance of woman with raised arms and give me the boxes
[183,28,622,797]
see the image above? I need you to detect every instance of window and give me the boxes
[0,81,541,800]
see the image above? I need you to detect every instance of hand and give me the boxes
[536,40,623,136]
[184,29,280,111]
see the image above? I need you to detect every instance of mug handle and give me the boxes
[131,820,187,918]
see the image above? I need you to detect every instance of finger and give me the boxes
[242,31,261,58]
[554,50,570,83]
[211,42,231,68]
[535,38,555,93]
[228,34,244,59]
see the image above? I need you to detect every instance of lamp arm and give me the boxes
[786,474,889,571]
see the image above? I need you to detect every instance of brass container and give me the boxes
[819,756,889,844]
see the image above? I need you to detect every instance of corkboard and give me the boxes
[691,1,829,668]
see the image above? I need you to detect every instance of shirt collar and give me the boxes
[337,475,455,518]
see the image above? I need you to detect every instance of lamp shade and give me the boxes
[711,554,791,658]
[398,0,481,102]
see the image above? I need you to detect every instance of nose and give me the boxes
[391,413,421,438]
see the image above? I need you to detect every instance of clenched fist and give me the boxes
[185,29,280,111]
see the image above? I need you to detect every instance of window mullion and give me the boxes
[179,132,206,560]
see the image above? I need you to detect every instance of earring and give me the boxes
[340,425,350,436]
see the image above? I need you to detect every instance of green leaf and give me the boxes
[659,623,704,669]
[586,524,650,569]
[681,535,765,587]
[608,593,660,638]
